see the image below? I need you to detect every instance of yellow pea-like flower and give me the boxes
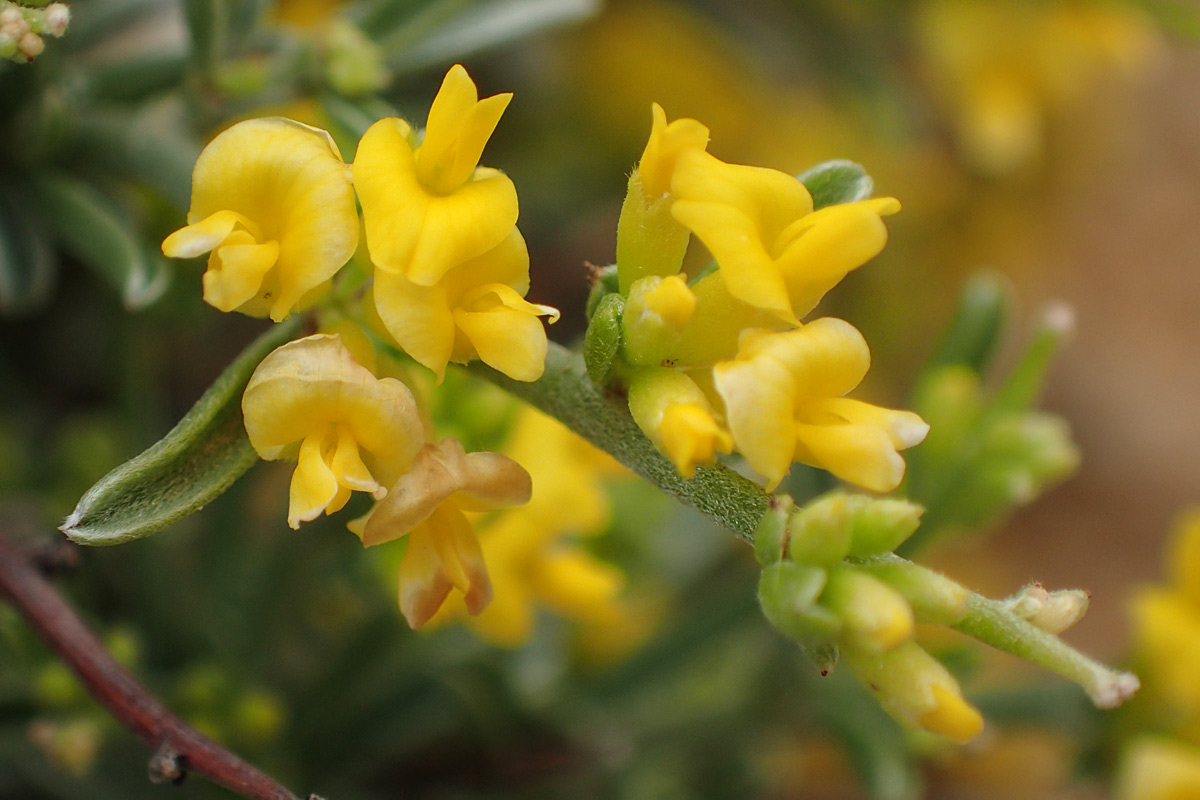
[371,228,558,383]
[354,65,518,286]
[241,334,424,529]
[712,318,928,491]
[355,437,532,629]
[162,119,359,321]
[670,149,899,325]
[628,366,733,479]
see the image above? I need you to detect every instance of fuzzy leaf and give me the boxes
[61,321,299,545]
[797,160,875,210]
[583,292,623,387]
[30,173,170,309]
[0,184,58,317]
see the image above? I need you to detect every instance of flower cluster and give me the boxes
[163,66,559,627]
[596,104,927,492]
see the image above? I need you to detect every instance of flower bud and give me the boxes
[622,274,697,365]
[844,640,984,743]
[822,567,914,654]
[758,561,841,646]
[1002,583,1089,634]
[787,492,923,565]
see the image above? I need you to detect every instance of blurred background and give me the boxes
[2,0,1199,797]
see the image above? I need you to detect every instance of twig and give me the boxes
[0,530,315,800]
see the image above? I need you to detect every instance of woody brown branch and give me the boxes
[0,530,312,800]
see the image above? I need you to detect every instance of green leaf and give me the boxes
[926,272,1010,375]
[797,160,874,210]
[0,184,59,317]
[65,112,200,211]
[384,0,600,74]
[583,292,624,386]
[183,0,227,72]
[584,263,619,320]
[29,173,171,309]
[61,320,300,545]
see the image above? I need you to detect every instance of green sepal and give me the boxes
[29,173,170,309]
[60,320,300,545]
[0,185,58,317]
[758,561,841,644]
[584,263,620,320]
[753,495,792,566]
[797,160,874,210]
[583,292,624,387]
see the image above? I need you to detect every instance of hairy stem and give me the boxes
[0,531,314,800]
[471,341,770,544]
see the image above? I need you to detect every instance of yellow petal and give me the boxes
[242,334,425,483]
[1115,738,1200,800]
[288,428,339,529]
[202,237,280,313]
[774,199,899,319]
[742,319,871,400]
[372,269,456,382]
[355,117,518,286]
[161,210,253,258]
[417,64,513,194]
[711,356,796,489]
[635,102,710,199]
[360,438,531,547]
[396,526,454,628]
[794,422,907,492]
[331,425,383,497]
[658,403,734,478]
[1169,510,1200,607]
[918,684,985,744]
[803,397,930,450]
[173,118,358,320]
[454,283,554,382]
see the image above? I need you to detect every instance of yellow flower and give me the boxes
[242,334,424,529]
[355,437,531,628]
[670,149,899,325]
[711,318,928,491]
[616,103,710,290]
[162,118,358,321]
[371,228,558,382]
[1115,738,1200,800]
[353,64,517,286]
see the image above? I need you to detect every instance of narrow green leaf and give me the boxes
[29,173,171,309]
[85,52,188,103]
[65,0,170,51]
[66,112,200,211]
[926,272,1010,375]
[0,184,59,317]
[61,320,300,545]
[797,159,875,210]
[183,0,228,72]
[385,0,600,74]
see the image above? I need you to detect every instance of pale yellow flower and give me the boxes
[241,334,424,529]
[162,119,358,321]
[354,65,517,286]
[712,318,928,491]
[670,149,899,325]
[426,408,627,646]
[355,437,531,628]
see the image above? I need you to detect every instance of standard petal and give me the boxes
[407,174,519,286]
[354,117,430,276]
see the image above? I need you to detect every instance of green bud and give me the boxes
[754,495,793,566]
[585,264,620,319]
[583,292,624,386]
[233,690,286,744]
[621,275,696,366]
[325,21,388,96]
[758,561,841,645]
[822,567,914,654]
[787,493,855,566]
[982,413,1080,496]
[925,272,1010,375]
[615,173,691,293]
[845,497,924,557]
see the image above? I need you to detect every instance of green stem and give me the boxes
[952,593,1139,709]
[469,341,770,545]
